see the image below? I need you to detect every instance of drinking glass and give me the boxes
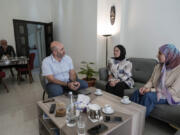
[77,115,86,135]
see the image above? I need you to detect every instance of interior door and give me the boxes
[13,20,29,57]
[44,22,53,56]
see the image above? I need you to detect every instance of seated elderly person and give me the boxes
[130,44,180,117]
[42,41,88,97]
[0,39,16,76]
[0,39,15,59]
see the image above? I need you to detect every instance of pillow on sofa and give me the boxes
[128,58,158,83]
[99,67,108,81]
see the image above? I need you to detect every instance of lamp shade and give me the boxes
[102,34,112,37]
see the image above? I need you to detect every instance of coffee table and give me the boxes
[37,87,145,135]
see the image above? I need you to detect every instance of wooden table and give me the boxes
[37,87,146,135]
[0,57,28,79]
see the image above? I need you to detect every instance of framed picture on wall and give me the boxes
[110,5,116,25]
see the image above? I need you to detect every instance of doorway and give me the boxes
[13,19,53,69]
[27,24,46,68]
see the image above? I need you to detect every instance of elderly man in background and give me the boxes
[42,41,88,97]
[0,39,16,59]
[0,39,16,76]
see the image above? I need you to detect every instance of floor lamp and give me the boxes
[102,34,112,67]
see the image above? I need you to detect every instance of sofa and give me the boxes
[95,57,180,128]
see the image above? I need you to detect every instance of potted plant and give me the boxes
[78,61,98,87]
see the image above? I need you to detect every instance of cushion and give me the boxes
[128,58,157,83]
[99,67,108,81]
[124,82,144,97]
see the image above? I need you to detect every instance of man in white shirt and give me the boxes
[42,41,88,97]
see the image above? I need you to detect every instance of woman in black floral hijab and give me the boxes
[106,44,134,97]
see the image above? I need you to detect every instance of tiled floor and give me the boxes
[0,70,41,135]
[0,70,177,135]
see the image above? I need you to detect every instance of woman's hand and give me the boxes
[109,81,116,87]
[139,87,150,95]
[139,87,145,95]
[109,79,120,87]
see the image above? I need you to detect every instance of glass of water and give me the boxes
[77,115,86,135]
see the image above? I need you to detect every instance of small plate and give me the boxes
[102,108,114,114]
[121,99,131,104]
[94,92,103,96]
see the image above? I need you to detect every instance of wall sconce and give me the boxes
[102,34,112,66]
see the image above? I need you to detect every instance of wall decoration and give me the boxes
[110,5,116,25]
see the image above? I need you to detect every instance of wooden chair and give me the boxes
[16,53,35,83]
[39,67,47,100]
[0,71,9,92]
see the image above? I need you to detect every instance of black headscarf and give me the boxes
[113,44,126,61]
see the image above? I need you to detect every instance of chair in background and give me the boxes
[39,66,48,100]
[16,53,35,83]
[0,71,9,92]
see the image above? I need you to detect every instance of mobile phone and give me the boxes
[113,116,122,122]
[104,116,122,122]
[87,124,108,135]
[49,104,56,113]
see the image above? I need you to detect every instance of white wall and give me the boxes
[97,0,180,67]
[2,0,179,69]
[97,0,122,68]
[51,0,97,70]
[122,0,180,59]
[0,0,52,51]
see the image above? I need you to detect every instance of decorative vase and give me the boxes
[83,78,96,87]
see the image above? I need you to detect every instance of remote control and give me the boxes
[49,104,56,114]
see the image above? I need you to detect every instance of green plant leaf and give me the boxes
[81,61,87,64]
[80,67,86,71]
[89,62,94,64]
[78,71,87,74]
[79,61,98,79]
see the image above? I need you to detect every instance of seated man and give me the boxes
[0,39,15,58]
[42,41,88,97]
